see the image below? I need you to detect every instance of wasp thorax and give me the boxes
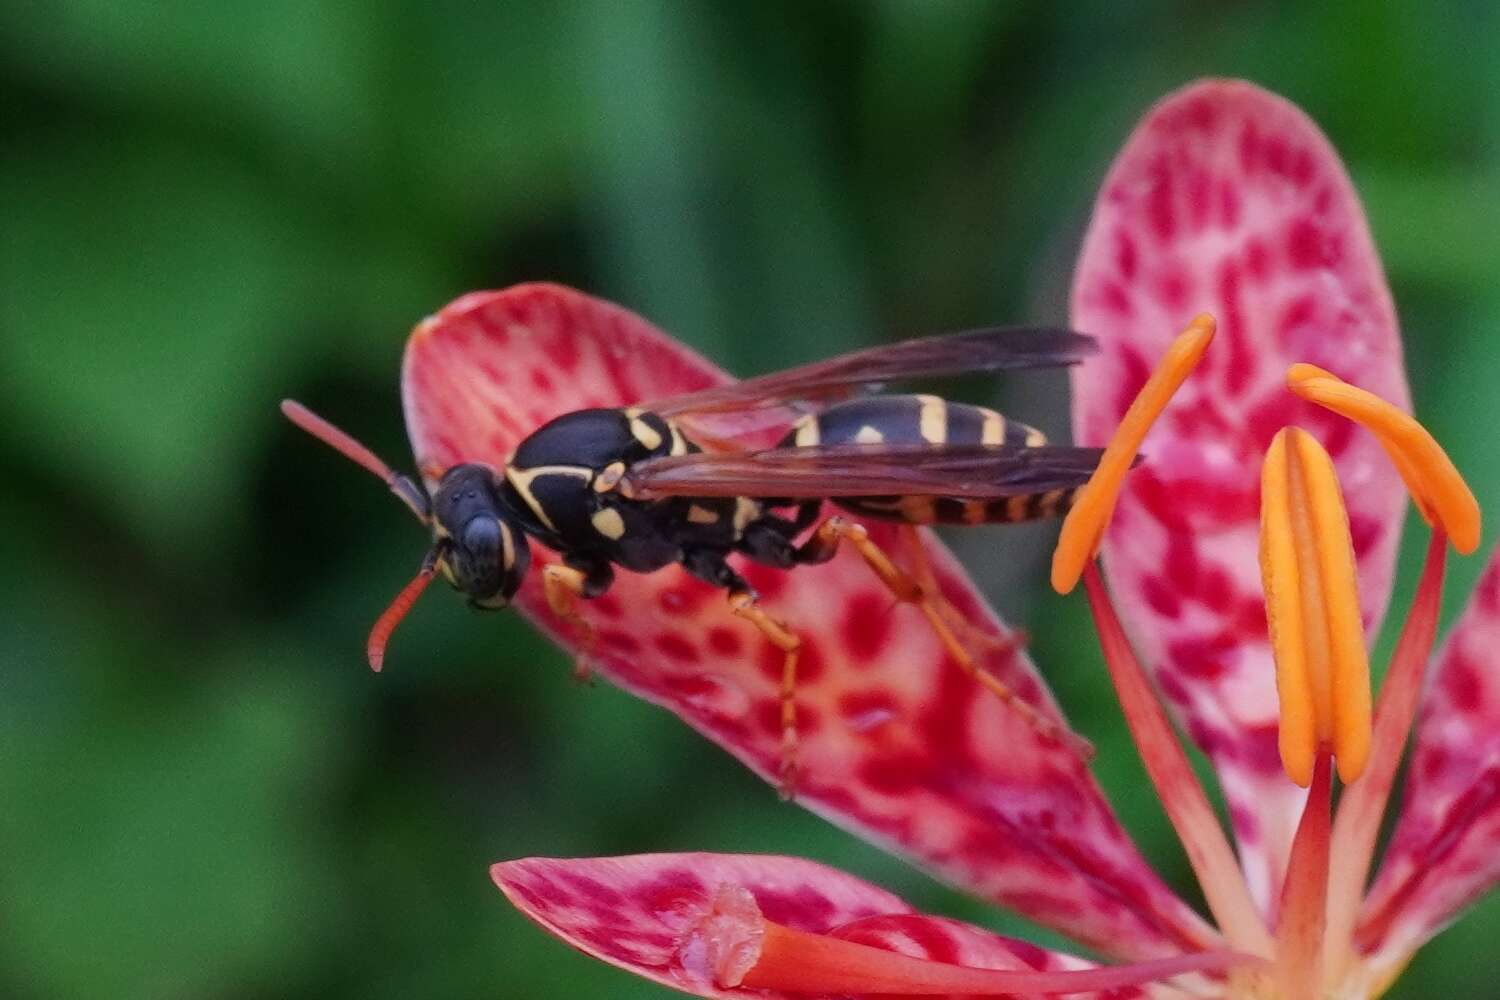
[432,464,530,608]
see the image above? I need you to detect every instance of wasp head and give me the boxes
[431,464,531,608]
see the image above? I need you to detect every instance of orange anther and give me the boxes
[1260,428,1371,786]
[1051,314,1216,594]
[1288,364,1480,555]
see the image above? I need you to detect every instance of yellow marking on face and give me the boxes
[980,408,1006,445]
[917,394,947,444]
[687,504,720,525]
[505,464,592,531]
[1006,495,1031,522]
[500,521,516,569]
[853,425,885,444]
[793,418,820,447]
[1024,426,1048,447]
[733,497,761,534]
[591,507,627,541]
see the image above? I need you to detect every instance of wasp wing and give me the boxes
[621,443,1108,500]
[648,326,1096,418]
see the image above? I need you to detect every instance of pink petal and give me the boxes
[493,853,909,999]
[1070,79,1409,905]
[493,854,1212,999]
[1357,549,1500,968]
[403,283,1211,957]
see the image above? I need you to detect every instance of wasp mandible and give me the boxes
[283,315,1105,793]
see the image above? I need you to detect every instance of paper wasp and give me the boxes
[283,321,1105,793]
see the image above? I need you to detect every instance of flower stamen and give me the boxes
[1080,563,1271,954]
[738,914,1255,994]
[1275,753,1334,1000]
[1051,314,1216,594]
[1259,427,1371,787]
[1324,525,1450,983]
[679,881,1261,995]
[1287,364,1480,554]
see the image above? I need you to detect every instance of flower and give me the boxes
[400,80,1496,998]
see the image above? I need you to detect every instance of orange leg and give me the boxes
[809,518,1091,759]
[543,563,598,684]
[728,588,802,800]
[897,525,1030,659]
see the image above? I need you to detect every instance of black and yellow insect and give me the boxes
[282,325,1102,793]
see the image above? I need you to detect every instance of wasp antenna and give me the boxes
[366,548,443,672]
[281,399,431,523]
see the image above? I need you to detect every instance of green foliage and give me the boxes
[2,1,1497,996]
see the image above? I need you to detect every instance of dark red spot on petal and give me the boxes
[596,629,642,656]
[1141,574,1182,618]
[1287,217,1331,271]
[1146,154,1176,242]
[706,626,742,658]
[1240,722,1285,776]
[1444,651,1485,714]
[844,590,894,662]
[1218,177,1242,229]
[1154,267,1191,311]
[1348,514,1383,560]
[654,632,699,663]
[1168,632,1235,681]
[1114,228,1138,280]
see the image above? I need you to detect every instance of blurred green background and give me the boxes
[4,2,1498,997]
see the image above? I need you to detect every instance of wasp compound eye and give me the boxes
[461,514,501,558]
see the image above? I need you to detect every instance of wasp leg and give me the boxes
[799,517,1090,759]
[682,547,803,800]
[897,524,1029,659]
[542,556,614,684]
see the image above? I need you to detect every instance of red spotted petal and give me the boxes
[403,284,1212,957]
[1070,80,1410,905]
[493,853,909,999]
[493,853,1215,999]
[1357,549,1500,968]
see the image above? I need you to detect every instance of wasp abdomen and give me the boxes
[834,488,1081,526]
[781,394,1073,525]
[785,394,1045,450]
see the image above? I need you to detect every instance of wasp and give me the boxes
[283,322,1104,793]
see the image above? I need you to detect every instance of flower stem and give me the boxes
[738,919,1254,994]
[1082,562,1272,954]
[1323,530,1447,981]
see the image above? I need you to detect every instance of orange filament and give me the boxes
[1324,530,1448,983]
[1052,314,1216,594]
[1274,753,1333,1000]
[737,918,1256,995]
[1287,364,1480,554]
[1260,428,1370,787]
[1083,564,1271,954]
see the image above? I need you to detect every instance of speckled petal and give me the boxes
[1070,80,1409,907]
[404,283,1212,957]
[493,854,1213,999]
[1357,550,1500,970]
[493,853,908,999]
